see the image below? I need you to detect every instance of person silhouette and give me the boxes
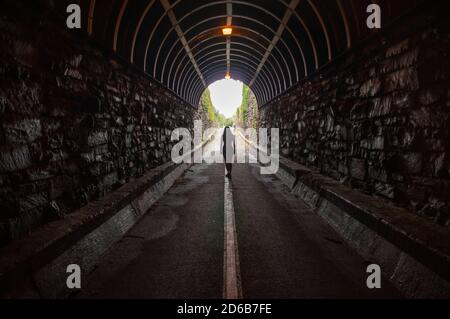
[221,126,236,178]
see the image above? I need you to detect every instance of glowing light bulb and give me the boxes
[222,27,233,36]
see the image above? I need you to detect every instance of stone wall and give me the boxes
[0,1,197,243]
[259,6,450,226]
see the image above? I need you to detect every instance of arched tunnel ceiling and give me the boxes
[56,0,420,106]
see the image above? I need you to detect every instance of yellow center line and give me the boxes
[223,169,242,299]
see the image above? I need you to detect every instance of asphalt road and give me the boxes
[77,130,399,299]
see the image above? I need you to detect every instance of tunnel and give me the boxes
[53,0,425,106]
[0,0,449,302]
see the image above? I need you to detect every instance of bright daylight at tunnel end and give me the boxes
[0,0,449,312]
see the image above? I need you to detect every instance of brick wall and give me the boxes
[0,1,198,243]
[259,5,450,226]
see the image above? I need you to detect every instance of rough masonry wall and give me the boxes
[259,9,450,226]
[0,1,197,243]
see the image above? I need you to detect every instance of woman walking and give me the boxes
[221,126,236,178]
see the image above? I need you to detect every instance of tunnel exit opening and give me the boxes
[198,80,259,130]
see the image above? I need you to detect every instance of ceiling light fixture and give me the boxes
[222,27,233,36]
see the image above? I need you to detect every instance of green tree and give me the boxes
[201,89,216,123]
[199,89,234,127]
[234,84,252,128]
[240,85,250,124]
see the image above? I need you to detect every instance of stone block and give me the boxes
[64,68,82,80]
[410,107,432,127]
[350,158,366,180]
[369,165,388,183]
[374,182,395,199]
[402,153,423,174]
[386,39,410,58]
[102,172,119,189]
[88,131,108,147]
[3,118,42,144]
[370,97,392,118]
[49,175,72,200]
[0,146,32,173]
[360,78,382,97]
[18,193,48,212]
[372,136,385,150]
[419,87,444,106]
[384,68,419,92]
[392,92,414,109]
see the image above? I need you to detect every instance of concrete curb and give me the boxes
[0,133,215,299]
[0,162,189,298]
[277,158,450,298]
[237,130,450,298]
